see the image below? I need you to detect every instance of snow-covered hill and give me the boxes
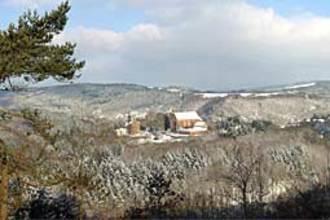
[0,81,329,127]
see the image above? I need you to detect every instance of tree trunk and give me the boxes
[257,160,264,204]
[6,77,13,91]
[0,159,9,220]
[242,186,248,219]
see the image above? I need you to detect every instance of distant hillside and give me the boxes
[1,83,207,121]
[197,81,330,126]
[0,81,329,127]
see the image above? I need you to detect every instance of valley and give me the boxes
[1,81,330,218]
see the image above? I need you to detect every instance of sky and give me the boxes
[1,0,330,90]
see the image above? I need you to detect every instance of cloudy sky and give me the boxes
[1,0,330,90]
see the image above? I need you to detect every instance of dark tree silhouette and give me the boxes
[0,1,85,90]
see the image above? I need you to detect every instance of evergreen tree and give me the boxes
[0,1,85,90]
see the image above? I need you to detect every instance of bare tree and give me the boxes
[255,151,270,204]
[222,144,265,218]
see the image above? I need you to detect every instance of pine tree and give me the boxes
[0,1,85,90]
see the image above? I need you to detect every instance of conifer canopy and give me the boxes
[0,1,85,90]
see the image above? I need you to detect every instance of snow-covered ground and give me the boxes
[198,93,229,98]
[198,92,282,99]
[136,132,184,144]
[167,88,181,93]
[239,93,253,97]
[197,83,316,99]
[254,92,281,97]
[284,82,316,90]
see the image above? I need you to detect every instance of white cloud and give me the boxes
[59,0,330,89]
